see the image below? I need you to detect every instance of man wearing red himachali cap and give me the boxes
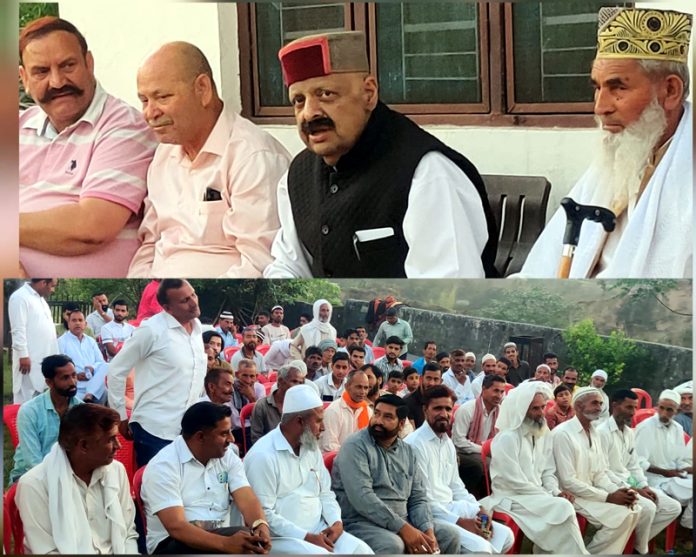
[264,31,498,279]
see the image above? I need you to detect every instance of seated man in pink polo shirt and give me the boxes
[19,17,156,277]
[128,41,291,278]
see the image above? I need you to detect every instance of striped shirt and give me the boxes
[19,83,157,277]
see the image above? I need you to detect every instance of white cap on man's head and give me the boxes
[658,389,681,406]
[283,385,323,415]
[572,386,601,404]
[481,353,496,364]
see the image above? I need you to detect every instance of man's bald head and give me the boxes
[141,41,216,88]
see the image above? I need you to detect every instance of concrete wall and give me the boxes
[56,0,695,214]
[338,299,693,399]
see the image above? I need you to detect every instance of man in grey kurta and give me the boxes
[331,394,461,554]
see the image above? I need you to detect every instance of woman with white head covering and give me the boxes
[290,299,337,359]
[479,381,589,554]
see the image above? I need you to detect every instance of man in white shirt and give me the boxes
[597,389,682,553]
[452,374,506,499]
[85,291,114,337]
[58,310,108,403]
[16,404,138,554]
[108,279,207,466]
[290,299,337,359]
[142,402,273,554]
[469,353,498,398]
[264,339,293,371]
[320,369,372,453]
[231,327,267,373]
[551,387,641,554]
[9,279,59,403]
[100,299,135,361]
[481,381,589,554]
[244,385,374,554]
[260,305,291,344]
[314,352,350,402]
[635,389,693,530]
[442,349,475,405]
[406,385,514,554]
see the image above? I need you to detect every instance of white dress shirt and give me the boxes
[142,436,250,553]
[107,311,207,440]
[86,308,114,337]
[320,396,373,453]
[9,283,58,398]
[263,339,292,370]
[101,320,136,345]
[58,331,109,400]
[635,415,691,488]
[313,373,346,401]
[260,323,291,344]
[596,417,648,488]
[451,398,495,454]
[244,426,342,538]
[442,370,475,405]
[265,151,488,278]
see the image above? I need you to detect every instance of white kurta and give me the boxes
[442,370,475,405]
[451,398,495,454]
[479,427,588,554]
[264,151,488,278]
[405,422,514,554]
[57,332,109,401]
[597,417,682,552]
[9,283,58,402]
[244,427,373,554]
[551,417,640,554]
[320,397,372,454]
[518,102,692,278]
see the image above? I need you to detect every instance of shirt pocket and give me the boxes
[196,200,228,245]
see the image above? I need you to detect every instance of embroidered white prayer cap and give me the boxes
[283,384,323,415]
[658,389,681,406]
[481,353,497,364]
[572,386,602,404]
[464,352,476,360]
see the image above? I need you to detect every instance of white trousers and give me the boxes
[660,476,693,529]
[451,520,515,554]
[633,490,682,553]
[269,532,373,554]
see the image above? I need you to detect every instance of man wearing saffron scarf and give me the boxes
[290,299,337,359]
[452,374,506,499]
[320,369,372,453]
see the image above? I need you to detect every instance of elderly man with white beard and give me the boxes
[290,299,337,359]
[520,7,692,278]
[551,387,641,554]
[479,381,588,554]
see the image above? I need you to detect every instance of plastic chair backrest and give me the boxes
[264,382,274,395]
[632,407,656,428]
[503,383,515,394]
[257,345,271,356]
[224,345,240,363]
[4,482,24,554]
[630,388,652,409]
[481,438,494,496]
[113,434,136,491]
[3,492,12,554]
[240,402,256,454]
[3,404,21,448]
[323,451,338,474]
[267,371,278,383]
[372,347,385,359]
[402,360,412,368]
[132,466,147,535]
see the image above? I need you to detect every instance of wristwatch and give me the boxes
[251,519,269,533]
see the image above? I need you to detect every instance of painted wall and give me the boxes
[57,0,694,217]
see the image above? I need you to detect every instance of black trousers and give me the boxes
[457,449,487,500]
[154,526,247,554]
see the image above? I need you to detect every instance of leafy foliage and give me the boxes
[19,3,60,109]
[477,286,573,329]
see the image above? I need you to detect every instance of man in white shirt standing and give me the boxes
[9,279,58,403]
[100,299,135,361]
[260,305,291,344]
[597,389,682,553]
[85,291,114,338]
[406,385,514,554]
[635,389,693,530]
[320,369,372,453]
[244,385,374,554]
[551,387,641,554]
[442,349,475,405]
[108,279,206,466]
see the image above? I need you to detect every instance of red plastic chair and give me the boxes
[223,345,241,363]
[114,434,137,492]
[545,399,555,410]
[631,388,652,409]
[4,483,24,554]
[235,333,243,343]
[402,360,412,368]
[133,466,147,535]
[364,339,373,347]
[372,346,385,359]
[240,403,256,454]
[480,438,523,554]
[257,345,271,356]
[256,374,269,384]
[451,404,460,426]
[503,383,515,394]
[3,404,21,448]
[264,382,274,396]
[632,407,656,428]
[267,371,278,383]
[323,450,338,473]
[685,432,691,444]
[3,494,12,554]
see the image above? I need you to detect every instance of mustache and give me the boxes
[40,85,84,103]
[302,117,335,135]
[148,116,174,128]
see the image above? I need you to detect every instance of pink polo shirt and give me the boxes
[19,83,156,277]
[128,106,291,278]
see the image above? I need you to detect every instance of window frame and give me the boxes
[238,2,601,128]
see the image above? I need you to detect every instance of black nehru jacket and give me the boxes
[287,101,498,278]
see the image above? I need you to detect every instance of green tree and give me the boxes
[20,3,60,109]
[477,286,573,329]
[562,318,648,386]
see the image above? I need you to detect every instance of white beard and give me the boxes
[300,426,319,451]
[522,416,549,438]
[593,97,668,215]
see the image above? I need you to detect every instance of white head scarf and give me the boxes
[310,299,333,333]
[496,381,553,432]
[299,299,337,349]
[591,369,608,380]
[674,380,692,395]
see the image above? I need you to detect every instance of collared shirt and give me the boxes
[86,308,114,337]
[214,327,238,349]
[451,398,496,454]
[128,106,291,278]
[107,311,207,439]
[100,320,136,346]
[551,416,621,501]
[244,427,342,538]
[373,356,404,376]
[313,373,346,401]
[405,421,479,523]
[9,391,82,484]
[339,343,375,364]
[20,83,156,277]
[597,417,647,488]
[319,396,373,453]
[635,414,691,484]
[9,283,58,394]
[332,428,433,533]
[231,347,267,373]
[260,324,291,344]
[58,331,106,372]
[442,369,475,404]
[142,436,249,553]
[373,319,414,354]
[263,340,292,371]
[16,456,138,554]
[250,393,282,444]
